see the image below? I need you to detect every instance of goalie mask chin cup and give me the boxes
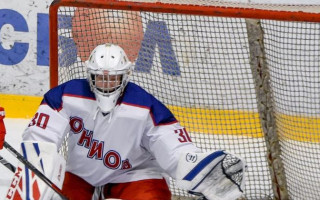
[85,43,133,113]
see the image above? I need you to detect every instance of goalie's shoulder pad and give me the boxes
[5,141,66,200]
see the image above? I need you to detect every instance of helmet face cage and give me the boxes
[85,43,133,112]
[88,69,130,96]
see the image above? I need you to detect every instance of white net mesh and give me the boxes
[51,1,320,199]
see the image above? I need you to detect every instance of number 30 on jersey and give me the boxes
[174,128,192,143]
[28,112,50,129]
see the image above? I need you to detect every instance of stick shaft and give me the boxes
[0,155,16,172]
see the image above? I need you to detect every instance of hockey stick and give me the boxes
[3,141,69,200]
[0,154,16,172]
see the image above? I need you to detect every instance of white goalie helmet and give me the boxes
[85,43,133,113]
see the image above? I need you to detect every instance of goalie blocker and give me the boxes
[176,150,247,200]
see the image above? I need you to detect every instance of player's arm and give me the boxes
[143,96,247,200]
[22,104,70,147]
[142,121,201,175]
[144,119,246,200]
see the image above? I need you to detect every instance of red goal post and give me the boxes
[49,1,320,199]
[49,0,320,88]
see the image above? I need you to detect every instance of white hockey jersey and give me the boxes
[22,79,200,186]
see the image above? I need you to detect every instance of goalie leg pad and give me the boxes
[176,150,246,200]
[6,141,66,200]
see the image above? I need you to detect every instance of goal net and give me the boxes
[49,0,320,199]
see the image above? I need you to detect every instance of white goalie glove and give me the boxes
[176,150,247,200]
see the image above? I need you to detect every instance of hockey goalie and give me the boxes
[6,43,246,200]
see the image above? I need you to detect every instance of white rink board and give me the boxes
[0,0,319,96]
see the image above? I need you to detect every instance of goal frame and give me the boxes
[49,0,320,88]
[49,1,320,199]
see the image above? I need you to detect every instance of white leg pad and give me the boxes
[6,141,66,200]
